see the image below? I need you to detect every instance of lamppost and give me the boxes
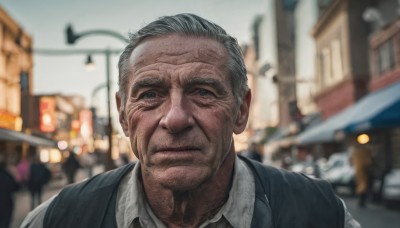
[65,24,127,170]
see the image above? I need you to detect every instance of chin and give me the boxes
[157,166,211,191]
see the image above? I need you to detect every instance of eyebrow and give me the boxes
[130,77,167,97]
[184,77,228,95]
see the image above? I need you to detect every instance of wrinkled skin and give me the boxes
[116,34,251,227]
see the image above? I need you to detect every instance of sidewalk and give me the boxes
[336,187,400,228]
[11,165,105,228]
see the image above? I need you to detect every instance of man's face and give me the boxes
[117,34,249,190]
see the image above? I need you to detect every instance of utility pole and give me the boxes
[35,48,122,171]
[65,24,127,170]
[275,0,297,127]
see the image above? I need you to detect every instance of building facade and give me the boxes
[312,0,373,119]
[0,6,38,164]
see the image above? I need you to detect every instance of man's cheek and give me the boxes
[129,134,140,159]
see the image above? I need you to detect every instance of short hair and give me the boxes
[117,13,248,107]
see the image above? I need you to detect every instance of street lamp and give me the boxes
[65,24,127,170]
[85,54,96,71]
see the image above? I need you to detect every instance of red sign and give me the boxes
[79,109,93,139]
[40,97,56,132]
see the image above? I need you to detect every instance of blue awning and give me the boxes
[296,82,400,145]
[0,128,57,147]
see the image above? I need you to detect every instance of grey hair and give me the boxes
[117,13,248,106]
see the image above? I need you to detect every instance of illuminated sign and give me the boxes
[79,109,93,140]
[39,97,56,132]
[0,110,22,131]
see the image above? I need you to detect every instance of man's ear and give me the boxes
[233,90,251,134]
[116,92,129,137]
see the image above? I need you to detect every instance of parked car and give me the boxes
[289,158,325,178]
[321,152,355,194]
[290,162,317,177]
[382,168,400,207]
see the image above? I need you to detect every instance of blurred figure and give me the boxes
[242,142,263,162]
[120,154,130,165]
[281,155,293,170]
[115,153,130,167]
[0,154,19,228]
[27,157,51,210]
[80,152,96,178]
[350,141,373,208]
[16,158,30,187]
[62,152,81,184]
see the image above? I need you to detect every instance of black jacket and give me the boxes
[44,157,344,228]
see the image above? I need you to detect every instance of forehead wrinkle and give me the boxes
[133,64,161,76]
[132,46,225,70]
[197,47,226,63]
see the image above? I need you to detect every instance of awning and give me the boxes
[343,82,400,132]
[0,128,57,147]
[296,82,400,145]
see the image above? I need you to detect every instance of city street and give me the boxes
[340,194,400,228]
[11,169,400,228]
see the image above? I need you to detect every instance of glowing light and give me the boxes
[49,149,62,163]
[42,113,52,125]
[40,149,49,163]
[57,140,68,150]
[357,134,370,144]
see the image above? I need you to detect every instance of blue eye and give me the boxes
[141,91,157,99]
[197,89,213,97]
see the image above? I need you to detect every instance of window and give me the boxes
[378,39,395,75]
[331,39,343,82]
[320,47,331,88]
[318,39,344,90]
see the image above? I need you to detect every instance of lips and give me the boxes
[155,146,200,153]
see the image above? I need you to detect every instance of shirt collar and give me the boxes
[201,157,255,227]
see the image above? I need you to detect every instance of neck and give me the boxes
[143,151,235,227]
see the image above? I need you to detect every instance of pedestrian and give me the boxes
[80,152,96,178]
[15,158,30,187]
[0,153,19,228]
[21,13,360,227]
[350,138,373,208]
[242,142,263,162]
[61,151,81,184]
[27,156,51,210]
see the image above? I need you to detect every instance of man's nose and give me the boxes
[159,94,194,133]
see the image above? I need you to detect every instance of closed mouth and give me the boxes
[155,146,199,153]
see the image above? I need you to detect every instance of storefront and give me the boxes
[0,128,57,164]
[296,82,400,169]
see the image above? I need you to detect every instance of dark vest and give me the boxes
[44,157,344,228]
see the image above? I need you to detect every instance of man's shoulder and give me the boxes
[240,155,331,190]
[240,156,345,228]
[53,162,136,202]
[42,163,136,228]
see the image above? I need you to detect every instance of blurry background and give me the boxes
[0,0,400,228]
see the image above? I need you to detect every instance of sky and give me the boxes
[0,0,267,120]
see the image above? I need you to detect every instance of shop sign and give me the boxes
[0,110,22,131]
[40,97,56,132]
[79,109,93,140]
